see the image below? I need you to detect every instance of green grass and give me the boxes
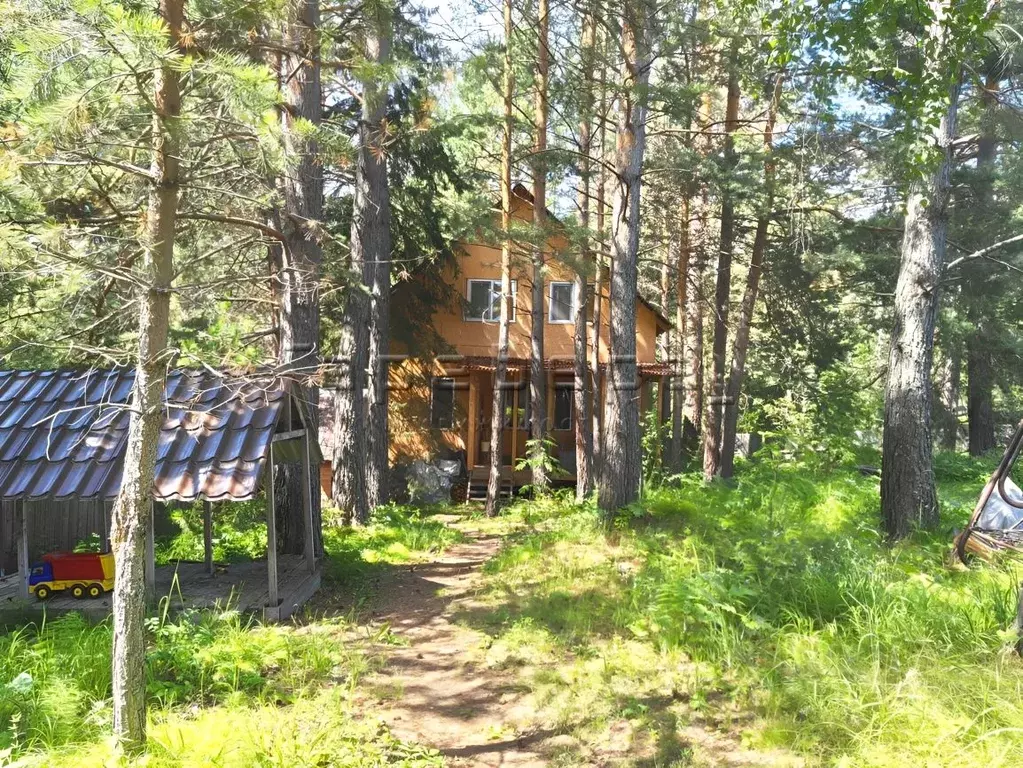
[0,504,461,766]
[463,449,1023,767]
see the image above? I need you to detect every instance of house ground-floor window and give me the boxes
[553,383,573,431]
[431,377,456,429]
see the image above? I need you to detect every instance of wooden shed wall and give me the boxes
[0,500,110,575]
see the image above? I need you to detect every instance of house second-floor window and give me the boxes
[549,282,576,324]
[431,377,455,429]
[553,383,573,430]
[465,279,516,322]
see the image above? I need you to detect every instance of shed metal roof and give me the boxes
[0,369,288,502]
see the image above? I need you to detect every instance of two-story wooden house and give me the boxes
[371,185,670,494]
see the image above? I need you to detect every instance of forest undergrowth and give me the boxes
[464,447,1022,767]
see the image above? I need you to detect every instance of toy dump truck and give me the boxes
[955,420,1023,561]
[29,552,114,600]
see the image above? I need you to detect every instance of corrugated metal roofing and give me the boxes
[0,369,287,502]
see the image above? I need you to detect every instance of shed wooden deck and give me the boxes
[0,555,320,623]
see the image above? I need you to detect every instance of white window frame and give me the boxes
[464,279,516,323]
[548,281,576,324]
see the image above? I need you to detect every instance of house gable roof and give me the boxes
[507,184,671,333]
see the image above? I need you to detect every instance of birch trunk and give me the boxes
[110,0,183,750]
[881,14,961,537]
[277,0,324,545]
[598,0,652,518]
[703,42,740,481]
[720,73,783,479]
[529,0,549,493]
[486,0,515,517]
[574,4,596,501]
[364,2,394,509]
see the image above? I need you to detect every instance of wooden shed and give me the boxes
[0,368,321,621]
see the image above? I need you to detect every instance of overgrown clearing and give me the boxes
[3,451,1023,766]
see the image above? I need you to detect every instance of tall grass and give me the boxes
[474,450,1023,766]
[0,503,463,764]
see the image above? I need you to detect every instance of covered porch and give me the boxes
[435,357,670,497]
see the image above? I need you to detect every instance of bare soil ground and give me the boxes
[345,517,803,768]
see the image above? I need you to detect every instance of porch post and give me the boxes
[16,501,29,600]
[300,429,316,573]
[466,372,479,470]
[265,444,280,620]
[510,375,519,471]
[203,500,214,575]
[145,500,156,599]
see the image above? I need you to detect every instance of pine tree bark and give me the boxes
[703,41,740,481]
[967,68,998,456]
[332,285,369,522]
[683,90,712,448]
[277,0,324,545]
[881,44,961,539]
[938,345,961,451]
[574,3,596,501]
[110,0,184,750]
[529,0,549,493]
[598,0,652,519]
[590,45,608,481]
[967,335,995,454]
[486,0,515,517]
[668,193,691,474]
[363,2,394,509]
[720,73,783,479]
[332,0,380,523]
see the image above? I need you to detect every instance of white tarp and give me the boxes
[977,476,1023,530]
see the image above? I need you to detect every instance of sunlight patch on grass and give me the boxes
[466,454,1023,767]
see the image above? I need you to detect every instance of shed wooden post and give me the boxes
[16,501,29,600]
[265,444,280,621]
[145,500,156,599]
[300,430,316,573]
[202,500,214,575]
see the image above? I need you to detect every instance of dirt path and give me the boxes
[352,521,548,767]
[347,518,802,768]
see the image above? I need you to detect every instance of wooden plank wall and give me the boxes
[0,500,110,576]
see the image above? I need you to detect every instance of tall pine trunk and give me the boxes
[111,0,184,750]
[720,73,783,478]
[703,41,740,481]
[529,0,549,493]
[486,0,515,517]
[574,2,596,501]
[590,46,608,481]
[332,1,375,522]
[967,68,998,456]
[277,0,324,544]
[364,2,394,509]
[683,91,712,447]
[881,32,961,539]
[598,0,652,519]
[668,193,691,474]
[939,344,961,451]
